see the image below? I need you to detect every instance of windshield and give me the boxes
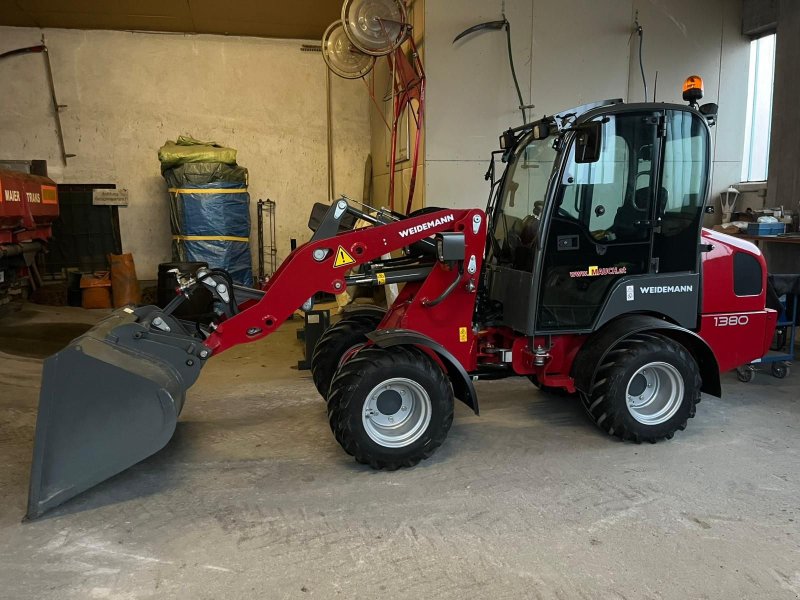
[491,133,559,269]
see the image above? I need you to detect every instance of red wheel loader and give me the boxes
[27,94,777,518]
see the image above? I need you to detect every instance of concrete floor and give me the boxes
[0,305,798,599]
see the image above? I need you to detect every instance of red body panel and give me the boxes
[379,218,486,369]
[698,311,776,372]
[0,169,58,244]
[696,228,776,371]
[700,228,767,313]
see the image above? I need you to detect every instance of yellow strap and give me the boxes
[173,235,249,242]
[168,188,248,195]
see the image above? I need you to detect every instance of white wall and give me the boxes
[424,0,750,218]
[0,27,370,278]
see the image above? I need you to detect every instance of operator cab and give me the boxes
[486,93,714,335]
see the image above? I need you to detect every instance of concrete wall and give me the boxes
[766,0,800,211]
[424,0,751,220]
[0,27,370,278]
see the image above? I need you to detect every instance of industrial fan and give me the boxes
[321,0,424,215]
[321,21,375,79]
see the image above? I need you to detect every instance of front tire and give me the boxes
[582,333,701,443]
[327,346,454,469]
[311,313,382,398]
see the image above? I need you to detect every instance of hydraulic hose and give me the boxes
[423,265,463,307]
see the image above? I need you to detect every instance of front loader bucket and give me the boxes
[27,307,207,519]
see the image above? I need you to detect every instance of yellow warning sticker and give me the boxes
[376,272,386,284]
[459,327,468,342]
[334,246,356,268]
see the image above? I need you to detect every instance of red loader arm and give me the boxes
[203,202,484,355]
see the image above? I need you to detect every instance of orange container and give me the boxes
[109,253,142,307]
[80,272,113,309]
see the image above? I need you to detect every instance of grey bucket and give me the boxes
[26,307,207,519]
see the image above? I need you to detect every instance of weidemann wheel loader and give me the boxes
[27,82,778,518]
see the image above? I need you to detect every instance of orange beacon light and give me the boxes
[683,75,704,106]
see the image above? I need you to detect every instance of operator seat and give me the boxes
[612,186,668,241]
[512,212,541,271]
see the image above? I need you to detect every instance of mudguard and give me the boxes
[571,314,721,398]
[366,328,479,414]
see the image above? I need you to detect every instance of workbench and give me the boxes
[734,234,800,245]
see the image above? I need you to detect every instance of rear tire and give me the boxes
[582,333,701,443]
[311,313,382,398]
[327,346,454,469]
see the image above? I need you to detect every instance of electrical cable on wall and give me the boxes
[632,12,648,102]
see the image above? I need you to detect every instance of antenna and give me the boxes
[653,70,659,102]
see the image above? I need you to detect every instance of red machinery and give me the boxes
[0,169,58,310]
[26,91,778,518]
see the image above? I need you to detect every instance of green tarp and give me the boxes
[158,135,237,169]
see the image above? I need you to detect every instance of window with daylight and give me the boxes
[741,34,776,182]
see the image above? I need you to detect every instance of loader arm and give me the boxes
[203,202,480,355]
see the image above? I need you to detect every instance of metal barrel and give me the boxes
[26,307,208,519]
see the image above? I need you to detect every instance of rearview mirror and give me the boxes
[700,102,718,127]
[574,121,602,164]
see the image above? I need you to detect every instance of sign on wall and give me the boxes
[92,189,129,206]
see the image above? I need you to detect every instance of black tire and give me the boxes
[736,366,755,383]
[327,345,454,469]
[582,333,701,443]
[310,313,382,398]
[771,363,789,379]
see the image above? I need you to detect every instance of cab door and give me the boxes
[652,109,710,274]
[536,110,663,331]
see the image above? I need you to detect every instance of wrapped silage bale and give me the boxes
[159,139,253,287]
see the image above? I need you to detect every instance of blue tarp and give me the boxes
[168,180,253,286]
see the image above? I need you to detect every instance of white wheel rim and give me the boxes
[362,377,431,448]
[625,361,684,425]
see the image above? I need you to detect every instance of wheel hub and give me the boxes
[362,377,431,448]
[625,362,684,425]
[375,389,403,415]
